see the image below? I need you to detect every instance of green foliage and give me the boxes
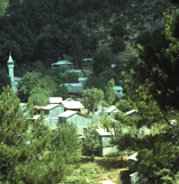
[116,99,134,112]
[137,9,179,108]
[64,162,102,184]
[0,0,8,15]
[99,115,114,130]
[0,87,28,182]
[93,45,113,75]
[28,87,49,106]
[0,87,80,184]
[57,84,68,98]
[82,88,104,112]
[111,85,179,183]
[18,72,57,101]
[0,87,27,146]
[82,127,101,156]
[105,79,116,105]
[15,124,80,184]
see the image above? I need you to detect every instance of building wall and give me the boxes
[45,105,65,128]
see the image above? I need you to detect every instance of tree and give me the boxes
[28,87,49,106]
[93,45,113,75]
[18,72,57,101]
[82,88,104,112]
[15,124,80,184]
[0,87,28,183]
[112,85,179,183]
[0,0,8,15]
[105,79,116,105]
[82,127,101,156]
[0,87,80,184]
[137,9,179,108]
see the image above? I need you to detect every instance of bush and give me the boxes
[82,127,101,156]
[82,88,104,112]
[18,72,57,101]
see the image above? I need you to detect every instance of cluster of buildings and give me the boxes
[28,96,121,156]
[7,53,124,97]
[6,53,125,156]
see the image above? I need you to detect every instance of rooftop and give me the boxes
[82,58,94,63]
[63,83,84,94]
[96,128,113,136]
[113,85,123,91]
[59,110,77,118]
[51,60,73,66]
[8,54,14,64]
[31,115,41,120]
[34,104,60,111]
[62,99,84,110]
[49,97,63,104]
[125,109,138,116]
[104,105,119,114]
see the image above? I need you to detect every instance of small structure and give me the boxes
[102,105,119,115]
[62,99,84,111]
[7,53,16,91]
[96,128,118,156]
[119,168,131,184]
[63,83,84,94]
[7,54,22,92]
[49,97,63,104]
[65,69,85,78]
[124,109,138,116]
[58,110,92,135]
[128,152,139,184]
[78,77,88,86]
[51,59,73,72]
[34,104,64,127]
[81,58,94,74]
[58,110,77,122]
[113,85,124,98]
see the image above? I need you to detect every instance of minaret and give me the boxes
[7,53,16,92]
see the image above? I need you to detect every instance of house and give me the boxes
[113,85,124,98]
[63,83,84,94]
[62,99,84,111]
[49,97,63,104]
[78,77,88,86]
[58,110,93,136]
[51,59,74,72]
[81,58,94,75]
[34,104,64,127]
[58,110,78,123]
[96,128,118,156]
[65,69,85,78]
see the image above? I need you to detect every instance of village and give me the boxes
[7,53,125,156]
[5,52,144,184]
[6,51,178,184]
[1,1,179,184]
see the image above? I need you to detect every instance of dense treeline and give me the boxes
[0,0,169,66]
[1,0,178,108]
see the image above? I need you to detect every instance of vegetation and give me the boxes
[1,0,179,183]
[105,79,116,105]
[18,72,57,101]
[82,88,104,112]
[0,87,80,184]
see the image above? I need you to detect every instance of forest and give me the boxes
[0,0,179,184]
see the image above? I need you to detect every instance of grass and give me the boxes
[64,156,128,184]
